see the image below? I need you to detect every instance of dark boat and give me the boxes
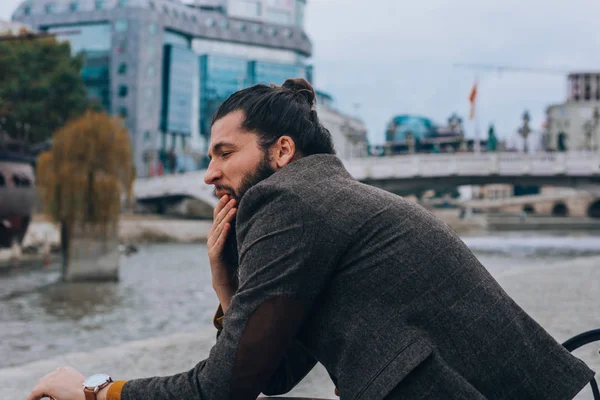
[0,133,36,248]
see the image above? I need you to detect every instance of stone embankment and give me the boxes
[0,215,214,268]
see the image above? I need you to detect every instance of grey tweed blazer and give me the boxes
[122,154,594,400]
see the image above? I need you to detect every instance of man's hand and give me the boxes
[26,366,86,400]
[207,194,237,312]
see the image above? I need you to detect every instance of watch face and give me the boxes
[84,373,110,388]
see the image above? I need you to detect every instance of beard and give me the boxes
[213,150,276,203]
[217,150,277,287]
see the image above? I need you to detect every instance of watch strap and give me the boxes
[84,387,96,400]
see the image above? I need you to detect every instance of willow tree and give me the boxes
[36,111,134,280]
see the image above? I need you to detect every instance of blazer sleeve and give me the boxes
[213,304,317,396]
[120,187,342,400]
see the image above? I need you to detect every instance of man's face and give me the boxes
[205,110,276,202]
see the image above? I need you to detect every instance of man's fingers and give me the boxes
[215,199,236,226]
[26,386,47,400]
[215,223,230,248]
[213,195,229,219]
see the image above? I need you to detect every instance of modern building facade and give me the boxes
[546,72,600,152]
[12,0,313,176]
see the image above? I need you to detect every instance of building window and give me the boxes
[191,15,197,23]
[265,9,291,25]
[252,24,261,33]
[118,85,128,97]
[119,107,128,118]
[95,0,105,10]
[283,28,292,38]
[148,1,155,9]
[205,17,215,27]
[238,23,246,32]
[23,6,31,15]
[173,9,179,18]
[117,0,127,7]
[148,22,157,35]
[69,2,78,11]
[162,5,169,14]
[45,3,56,14]
[115,19,128,32]
[219,19,229,29]
[267,26,276,36]
[118,63,127,75]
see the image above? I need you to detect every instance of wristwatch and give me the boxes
[83,373,113,400]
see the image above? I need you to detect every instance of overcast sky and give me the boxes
[2,0,600,144]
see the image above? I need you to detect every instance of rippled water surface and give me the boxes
[1,232,600,368]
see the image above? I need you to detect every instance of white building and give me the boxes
[546,72,600,152]
[0,20,30,35]
[315,91,368,159]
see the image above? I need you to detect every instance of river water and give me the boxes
[1,231,600,369]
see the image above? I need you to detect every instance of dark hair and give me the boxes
[211,78,336,157]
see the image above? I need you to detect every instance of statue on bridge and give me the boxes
[486,123,497,152]
[557,131,568,152]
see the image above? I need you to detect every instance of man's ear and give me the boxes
[271,136,297,169]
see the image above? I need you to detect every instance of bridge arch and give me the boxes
[551,202,569,217]
[522,204,535,214]
[587,200,600,219]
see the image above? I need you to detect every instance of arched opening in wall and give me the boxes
[587,200,600,219]
[522,204,535,214]
[552,202,569,217]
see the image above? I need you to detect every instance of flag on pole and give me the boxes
[469,82,478,120]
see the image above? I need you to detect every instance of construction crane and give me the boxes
[453,63,575,76]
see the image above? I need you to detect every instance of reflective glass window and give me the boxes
[161,45,196,135]
[163,30,190,48]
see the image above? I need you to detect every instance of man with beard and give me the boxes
[28,78,594,400]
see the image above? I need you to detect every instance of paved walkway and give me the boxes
[2,256,599,399]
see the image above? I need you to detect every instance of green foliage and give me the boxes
[0,31,89,144]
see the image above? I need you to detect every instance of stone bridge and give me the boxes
[134,152,600,217]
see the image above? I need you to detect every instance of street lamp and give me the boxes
[519,110,532,153]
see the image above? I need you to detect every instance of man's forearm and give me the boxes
[213,283,235,313]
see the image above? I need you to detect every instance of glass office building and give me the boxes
[12,0,312,176]
[47,23,112,111]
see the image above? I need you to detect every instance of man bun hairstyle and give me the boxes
[281,78,316,108]
[212,78,335,157]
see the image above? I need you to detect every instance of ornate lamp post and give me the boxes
[518,110,531,153]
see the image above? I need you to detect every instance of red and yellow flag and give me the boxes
[469,82,478,120]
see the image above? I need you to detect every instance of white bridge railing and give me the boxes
[134,152,600,201]
[343,152,600,181]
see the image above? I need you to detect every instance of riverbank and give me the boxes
[2,253,598,399]
[0,215,214,268]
